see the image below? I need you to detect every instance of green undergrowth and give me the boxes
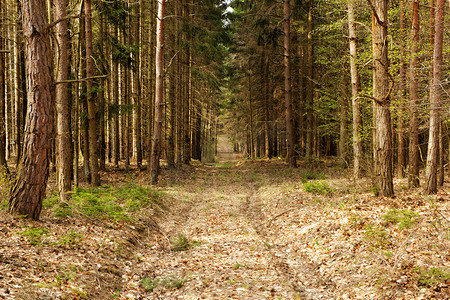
[43,181,166,222]
[415,267,450,287]
[18,226,49,246]
[303,180,333,195]
[140,275,187,292]
[382,209,419,230]
[170,233,202,251]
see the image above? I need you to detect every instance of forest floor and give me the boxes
[0,154,449,299]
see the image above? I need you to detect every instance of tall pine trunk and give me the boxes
[283,0,296,167]
[348,1,362,178]
[425,0,444,194]
[150,0,165,183]
[9,0,53,220]
[0,0,8,172]
[372,0,394,197]
[408,0,420,188]
[55,0,72,201]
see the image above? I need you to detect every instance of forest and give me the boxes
[0,0,449,298]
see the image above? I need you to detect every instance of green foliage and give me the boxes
[140,275,187,292]
[0,166,11,210]
[302,181,333,195]
[382,209,419,230]
[170,233,201,252]
[415,267,450,287]
[19,226,49,246]
[44,182,166,222]
[300,170,325,183]
[363,224,390,248]
[56,230,83,248]
[140,277,159,292]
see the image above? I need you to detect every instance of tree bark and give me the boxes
[9,0,53,220]
[84,0,99,186]
[348,0,362,178]
[0,0,8,171]
[283,0,296,167]
[55,0,72,201]
[372,0,394,197]
[150,0,165,184]
[305,0,314,159]
[425,0,444,194]
[397,0,407,178]
[408,0,420,188]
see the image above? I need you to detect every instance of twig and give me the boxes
[55,74,110,85]
[267,209,294,227]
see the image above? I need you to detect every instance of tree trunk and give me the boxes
[408,0,421,188]
[372,0,394,197]
[0,0,8,172]
[55,0,71,202]
[305,0,314,159]
[397,0,407,178]
[84,0,99,186]
[9,0,53,220]
[283,0,296,167]
[339,71,348,168]
[150,0,165,184]
[348,0,362,178]
[425,0,444,194]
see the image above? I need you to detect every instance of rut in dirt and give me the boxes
[143,158,333,299]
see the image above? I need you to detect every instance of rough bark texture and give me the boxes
[408,0,420,188]
[150,0,165,184]
[397,1,407,178]
[339,71,348,168]
[85,0,99,186]
[55,0,72,201]
[348,1,362,178]
[283,0,296,167]
[0,0,8,171]
[9,0,53,220]
[305,0,314,159]
[425,0,444,194]
[372,0,394,197]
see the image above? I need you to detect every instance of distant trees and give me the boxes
[2,0,450,221]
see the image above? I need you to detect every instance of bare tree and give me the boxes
[425,0,445,194]
[150,0,165,183]
[347,0,362,178]
[55,0,72,202]
[283,0,296,167]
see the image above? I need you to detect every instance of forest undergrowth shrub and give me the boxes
[414,267,450,287]
[140,275,187,292]
[382,209,419,229]
[300,170,325,183]
[43,182,166,221]
[170,233,201,251]
[0,166,11,209]
[18,226,49,246]
[303,180,333,195]
[363,224,390,249]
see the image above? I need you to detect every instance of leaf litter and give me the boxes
[0,159,448,299]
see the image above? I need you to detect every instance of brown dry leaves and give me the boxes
[0,159,449,299]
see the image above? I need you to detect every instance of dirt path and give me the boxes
[141,162,330,299]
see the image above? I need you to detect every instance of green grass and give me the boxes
[302,180,333,195]
[43,181,166,221]
[140,275,187,292]
[18,226,49,246]
[382,209,419,229]
[300,170,325,183]
[170,233,201,251]
[415,267,450,287]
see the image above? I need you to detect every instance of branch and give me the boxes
[365,0,384,26]
[47,14,81,30]
[55,74,110,85]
